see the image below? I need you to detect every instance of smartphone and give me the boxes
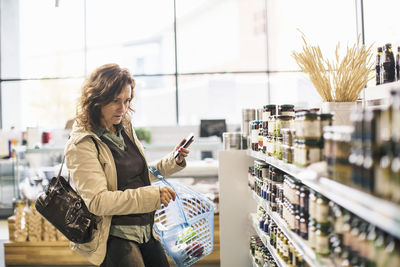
[174,133,195,158]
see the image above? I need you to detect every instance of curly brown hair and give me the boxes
[76,63,135,131]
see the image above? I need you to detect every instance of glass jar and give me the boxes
[268,116,276,136]
[308,218,317,249]
[262,129,268,155]
[294,139,322,167]
[279,104,295,116]
[266,136,274,156]
[316,222,331,256]
[299,186,309,216]
[282,128,295,146]
[309,190,317,220]
[295,112,321,140]
[282,144,293,164]
[258,125,264,152]
[300,213,308,240]
[263,104,276,129]
[277,115,294,137]
[320,113,333,133]
[315,194,329,223]
[275,137,283,160]
[323,127,334,178]
[251,120,259,151]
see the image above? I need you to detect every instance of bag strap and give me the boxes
[58,136,100,183]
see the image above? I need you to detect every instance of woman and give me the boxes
[65,63,192,267]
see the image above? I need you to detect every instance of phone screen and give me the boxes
[174,133,194,158]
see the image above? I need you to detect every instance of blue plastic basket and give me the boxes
[150,167,215,267]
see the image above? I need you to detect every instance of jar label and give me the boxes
[295,146,320,166]
[281,111,295,116]
[316,234,329,254]
[252,129,259,143]
[309,229,316,249]
[262,111,271,121]
[268,121,275,134]
[316,203,329,222]
[280,120,292,130]
[296,120,321,138]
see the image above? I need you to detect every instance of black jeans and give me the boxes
[100,235,170,267]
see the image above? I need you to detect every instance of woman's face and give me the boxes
[100,84,132,132]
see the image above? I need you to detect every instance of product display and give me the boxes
[250,105,329,168]
[248,156,400,267]
[324,90,400,204]
[9,199,68,242]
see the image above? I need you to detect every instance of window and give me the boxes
[0,0,394,130]
[176,0,267,73]
[2,79,82,130]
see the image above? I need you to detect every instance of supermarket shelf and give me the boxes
[247,149,400,240]
[249,251,258,267]
[300,177,400,240]
[364,80,400,104]
[247,150,304,178]
[252,191,334,267]
[250,213,287,267]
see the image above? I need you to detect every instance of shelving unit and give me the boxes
[251,192,334,267]
[250,213,286,267]
[247,150,400,241]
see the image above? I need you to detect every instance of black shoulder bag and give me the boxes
[35,137,99,244]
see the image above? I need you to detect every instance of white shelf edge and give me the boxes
[250,213,287,267]
[249,251,259,267]
[251,191,333,267]
[364,80,400,103]
[247,149,400,240]
[302,177,400,240]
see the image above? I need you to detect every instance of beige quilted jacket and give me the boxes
[65,121,185,265]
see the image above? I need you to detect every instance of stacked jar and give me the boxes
[308,190,331,256]
[265,105,295,159]
[324,126,353,184]
[250,120,263,151]
[266,166,284,212]
[254,160,269,198]
[293,111,332,167]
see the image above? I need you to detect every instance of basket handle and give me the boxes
[148,166,189,225]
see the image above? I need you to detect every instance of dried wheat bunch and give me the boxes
[292,34,374,102]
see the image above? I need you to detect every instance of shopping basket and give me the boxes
[149,166,215,267]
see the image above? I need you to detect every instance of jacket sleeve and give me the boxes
[65,136,161,216]
[149,152,186,182]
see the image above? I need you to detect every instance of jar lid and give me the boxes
[309,108,320,113]
[304,112,318,120]
[319,113,333,120]
[316,222,330,232]
[277,115,294,120]
[263,104,276,110]
[279,104,295,110]
[295,139,322,146]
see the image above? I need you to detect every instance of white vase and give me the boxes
[321,102,361,126]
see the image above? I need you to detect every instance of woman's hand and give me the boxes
[174,138,194,165]
[159,186,176,207]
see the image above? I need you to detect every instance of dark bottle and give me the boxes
[376,47,383,85]
[396,46,400,81]
[381,43,396,84]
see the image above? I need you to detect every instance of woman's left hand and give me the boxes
[174,138,194,165]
